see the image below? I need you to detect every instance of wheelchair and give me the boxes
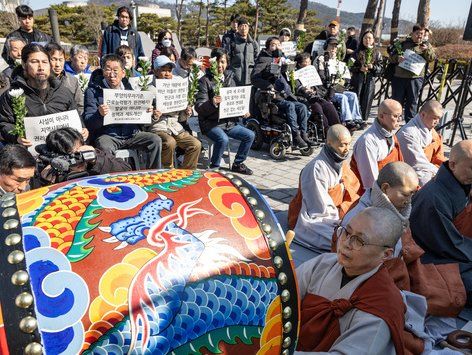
[245,90,321,160]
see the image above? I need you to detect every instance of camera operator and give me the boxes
[38,127,131,185]
[0,144,36,197]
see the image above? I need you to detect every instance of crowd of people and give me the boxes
[0,4,471,354]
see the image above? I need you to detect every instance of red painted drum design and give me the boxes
[0,169,299,355]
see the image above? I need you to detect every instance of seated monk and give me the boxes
[295,207,406,354]
[397,99,446,186]
[351,99,404,195]
[289,124,360,255]
[411,140,472,308]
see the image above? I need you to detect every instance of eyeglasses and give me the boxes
[335,225,389,251]
[103,69,121,76]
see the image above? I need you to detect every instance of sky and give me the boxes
[29,0,471,26]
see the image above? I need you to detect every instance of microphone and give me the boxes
[50,157,70,172]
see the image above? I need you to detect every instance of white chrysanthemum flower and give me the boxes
[138,56,149,62]
[9,88,24,98]
[209,57,217,63]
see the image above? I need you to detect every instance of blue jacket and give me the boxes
[64,61,93,75]
[83,68,140,142]
[100,21,145,60]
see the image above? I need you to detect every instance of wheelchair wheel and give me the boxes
[245,120,264,150]
[299,146,315,156]
[269,140,286,160]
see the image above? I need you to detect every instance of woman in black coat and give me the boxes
[195,48,255,175]
[350,29,383,121]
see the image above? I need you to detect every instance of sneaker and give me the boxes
[300,131,314,146]
[231,162,253,175]
[356,121,368,130]
[209,164,220,171]
[293,133,308,149]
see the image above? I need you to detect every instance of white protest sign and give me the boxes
[103,89,154,125]
[311,40,325,57]
[155,77,189,114]
[128,75,153,91]
[294,65,323,87]
[398,49,426,76]
[281,41,297,57]
[327,59,351,79]
[219,86,251,119]
[25,110,83,150]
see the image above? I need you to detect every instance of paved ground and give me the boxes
[215,101,471,233]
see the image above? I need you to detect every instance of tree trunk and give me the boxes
[175,0,185,41]
[197,0,203,47]
[205,0,210,46]
[361,0,379,37]
[390,0,402,43]
[417,0,430,28]
[254,0,260,39]
[297,0,308,25]
[373,0,385,39]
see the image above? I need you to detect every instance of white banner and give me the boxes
[25,110,83,150]
[155,77,189,113]
[219,86,251,119]
[311,40,325,57]
[103,89,154,125]
[281,41,297,57]
[398,49,426,76]
[128,75,154,91]
[294,65,323,87]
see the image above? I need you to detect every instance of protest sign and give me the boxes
[311,40,325,57]
[294,65,323,87]
[398,49,426,76]
[25,110,83,150]
[219,86,251,119]
[281,41,297,57]
[155,77,189,113]
[103,89,154,125]
[128,75,154,91]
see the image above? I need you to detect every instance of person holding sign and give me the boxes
[0,43,78,147]
[147,56,201,169]
[251,37,310,149]
[314,37,364,131]
[294,52,340,134]
[195,48,255,175]
[389,24,436,122]
[83,54,162,169]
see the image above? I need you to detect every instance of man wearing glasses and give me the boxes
[1,5,50,64]
[397,99,446,186]
[295,207,405,354]
[351,99,404,194]
[100,6,145,62]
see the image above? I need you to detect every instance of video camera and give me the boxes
[35,144,97,185]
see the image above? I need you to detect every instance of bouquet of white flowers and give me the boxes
[8,88,27,138]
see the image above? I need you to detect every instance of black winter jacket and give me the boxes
[1,28,50,64]
[0,69,77,143]
[195,70,238,134]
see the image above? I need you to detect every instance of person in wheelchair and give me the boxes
[195,47,255,175]
[251,36,310,149]
[314,37,366,131]
[294,52,340,135]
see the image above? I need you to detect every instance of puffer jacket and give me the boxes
[228,33,259,86]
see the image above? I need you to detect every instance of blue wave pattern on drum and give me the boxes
[84,276,278,354]
[24,226,90,355]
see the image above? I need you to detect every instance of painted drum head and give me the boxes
[0,169,299,354]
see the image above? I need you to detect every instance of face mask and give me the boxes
[272,49,283,58]
[162,39,172,47]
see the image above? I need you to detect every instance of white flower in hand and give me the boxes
[9,88,24,98]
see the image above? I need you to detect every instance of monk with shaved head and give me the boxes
[288,124,360,256]
[295,207,406,354]
[351,99,404,194]
[410,140,472,312]
[397,99,446,186]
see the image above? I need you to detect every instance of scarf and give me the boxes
[374,118,394,148]
[371,182,411,231]
[324,144,349,174]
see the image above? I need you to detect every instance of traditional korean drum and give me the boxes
[0,170,299,354]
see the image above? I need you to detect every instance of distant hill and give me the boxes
[287,1,415,35]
